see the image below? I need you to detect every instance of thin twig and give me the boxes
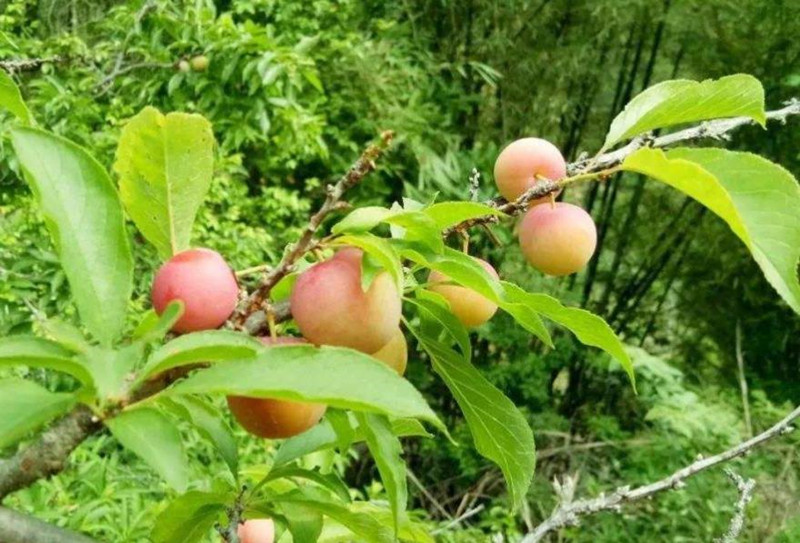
[714,469,756,543]
[0,57,63,73]
[735,320,753,437]
[234,131,395,333]
[430,505,485,535]
[408,469,453,520]
[521,404,800,542]
[447,101,800,235]
[219,485,247,543]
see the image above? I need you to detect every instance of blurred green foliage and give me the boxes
[1,0,799,541]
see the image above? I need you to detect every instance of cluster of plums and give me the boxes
[150,137,593,439]
[495,137,598,276]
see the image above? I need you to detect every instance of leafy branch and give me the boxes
[446,99,800,235]
[521,404,800,542]
[236,130,395,333]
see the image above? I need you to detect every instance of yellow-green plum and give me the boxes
[190,55,209,71]
[227,337,326,439]
[518,202,597,276]
[237,519,275,543]
[151,248,239,333]
[290,248,401,352]
[370,329,408,375]
[494,137,566,204]
[177,59,190,72]
[428,258,499,327]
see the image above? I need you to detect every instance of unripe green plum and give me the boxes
[370,329,408,375]
[494,137,566,204]
[151,248,239,333]
[227,337,327,439]
[290,248,401,352]
[518,202,597,276]
[190,55,209,72]
[428,258,499,327]
[237,519,275,543]
[177,60,190,73]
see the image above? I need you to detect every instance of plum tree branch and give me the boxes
[236,130,395,334]
[0,405,100,501]
[448,100,800,235]
[521,403,800,542]
[715,469,755,543]
[0,57,64,73]
[0,507,99,543]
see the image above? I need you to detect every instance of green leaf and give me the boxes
[114,107,215,259]
[10,127,133,346]
[0,70,33,125]
[274,417,430,467]
[332,207,394,234]
[151,491,228,543]
[404,246,504,302]
[133,301,185,343]
[635,148,800,315]
[497,294,554,348]
[38,319,88,354]
[0,336,92,384]
[279,502,324,543]
[423,201,504,230]
[82,343,145,401]
[604,75,766,150]
[411,335,535,510]
[356,413,407,533]
[256,466,351,503]
[384,212,443,253]
[406,294,472,359]
[165,345,444,432]
[326,409,356,453]
[503,282,633,384]
[334,233,404,290]
[131,311,160,340]
[107,407,188,492]
[0,379,76,448]
[272,489,394,543]
[139,330,264,382]
[162,396,238,477]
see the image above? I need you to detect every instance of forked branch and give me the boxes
[521,404,800,542]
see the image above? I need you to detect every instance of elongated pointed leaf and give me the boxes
[423,201,505,230]
[0,336,92,384]
[406,293,472,359]
[279,502,324,543]
[503,282,632,384]
[272,489,394,543]
[115,107,215,258]
[0,379,76,448]
[335,233,404,290]
[152,491,229,543]
[274,417,430,467]
[165,345,444,431]
[139,330,264,382]
[11,127,133,345]
[107,407,188,492]
[604,75,765,150]
[412,334,535,510]
[356,413,407,533]
[162,396,238,476]
[39,319,88,354]
[623,148,800,315]
[0,70,33,124]
[257,466,351,503]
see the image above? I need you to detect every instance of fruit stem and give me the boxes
[266,306,277,339]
